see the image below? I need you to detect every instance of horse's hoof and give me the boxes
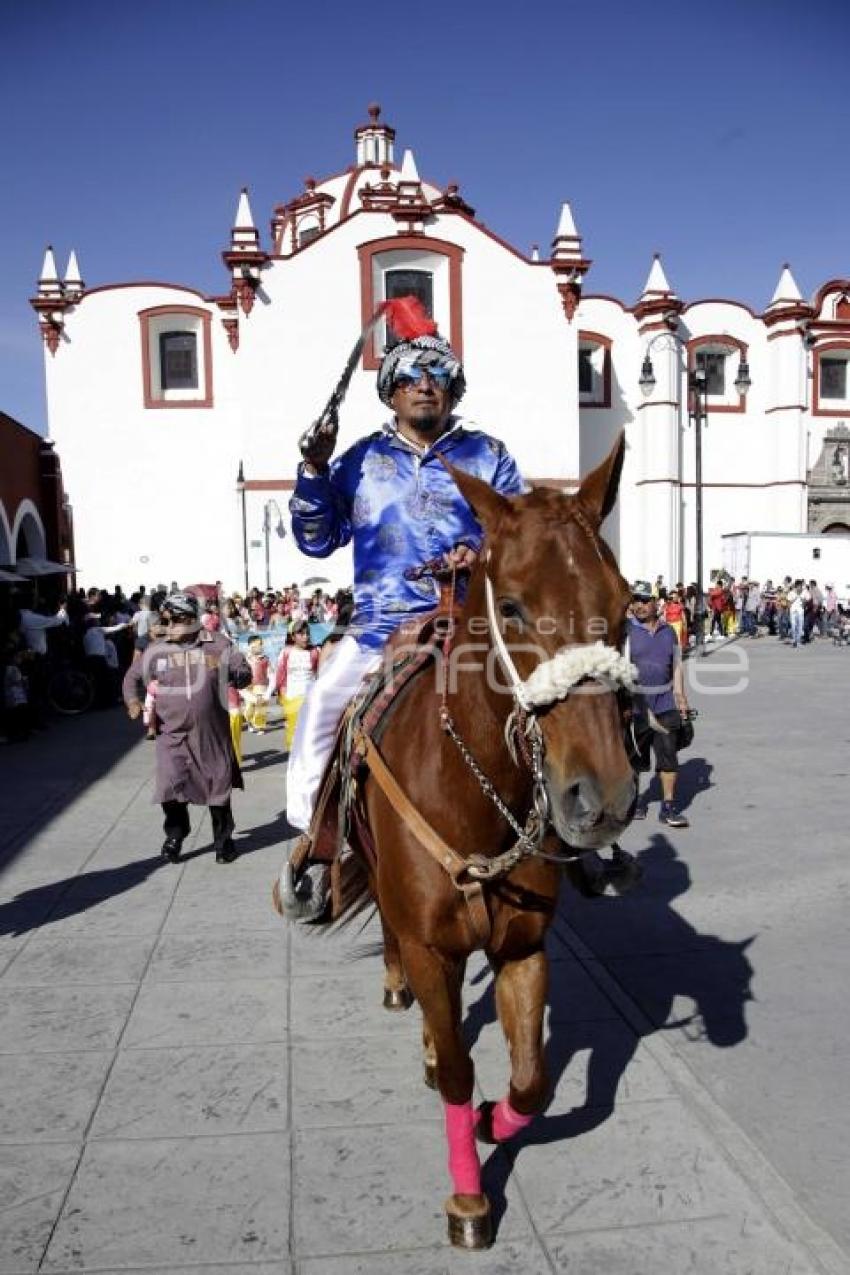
[423,1060,438,1090]
[474,1100,497,1144]
[445,1195,492,1250]
[382,986,413,1011]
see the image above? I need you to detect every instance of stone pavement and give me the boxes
[0,642,847,1274]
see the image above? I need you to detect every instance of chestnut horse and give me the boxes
[347,432,636,1248]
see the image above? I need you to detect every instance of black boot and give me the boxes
[216,839,238,864]
[161,837,182,864]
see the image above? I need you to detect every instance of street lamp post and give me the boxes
[639,337,751,653]
[262,499,286,591]
[237,461,249,594]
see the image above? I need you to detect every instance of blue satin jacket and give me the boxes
[289,418,525,648]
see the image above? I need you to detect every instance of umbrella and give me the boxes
[302,576,331,586]
[14,557,75,576]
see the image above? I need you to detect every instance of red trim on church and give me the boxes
[138,306,213,409]
[357,235,464,370]
[812,340,850,417]
[686,333,748,415]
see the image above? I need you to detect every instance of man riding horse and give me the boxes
[274,302,525,919]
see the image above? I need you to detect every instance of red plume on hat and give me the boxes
[298,295,440,461]
[378,295,437,342]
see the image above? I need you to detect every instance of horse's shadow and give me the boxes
[463,835,755,1216]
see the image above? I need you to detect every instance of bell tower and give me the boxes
[355,103,395,167]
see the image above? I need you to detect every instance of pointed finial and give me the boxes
[399,148,420,182]
[65,250,81,282]
[555,202,579,240]
[641,253,674,298]
[39,245,59,283]
[768,262,803,309]
[235,188,255,228]
[368,102,381,122]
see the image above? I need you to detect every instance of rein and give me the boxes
[435,558,637,873]
[355,549,638,945]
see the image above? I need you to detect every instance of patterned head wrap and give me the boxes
[377,335,466,408]
[161,591,200,620]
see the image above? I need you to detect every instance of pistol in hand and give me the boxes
[298,407,339,471]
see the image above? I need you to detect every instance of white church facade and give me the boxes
[31,105,850,593]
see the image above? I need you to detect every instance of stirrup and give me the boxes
[275,861,330,923]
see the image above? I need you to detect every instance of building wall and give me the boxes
[34,151,850,595]
[45,285,239,590]
[0,411,72,572]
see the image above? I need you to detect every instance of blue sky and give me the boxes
[1,0,847,433]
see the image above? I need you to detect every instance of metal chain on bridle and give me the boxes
[436,532,638,879]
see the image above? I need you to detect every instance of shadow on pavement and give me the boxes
[240,747,288,773]
[0,855,166,937]
[235,808,300,856]
[0,708,143,878]
[465,836,756,1232]
[636,754,714,815]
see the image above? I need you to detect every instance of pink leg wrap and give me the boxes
[492,1097,535,1142]
[444,1101,482,1196]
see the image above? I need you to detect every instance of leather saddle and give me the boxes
[303,594,459,875]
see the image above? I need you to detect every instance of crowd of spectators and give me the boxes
[649,574,843,648]
[0,579,353,745]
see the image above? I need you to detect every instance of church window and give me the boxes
[138,305,213,409]
[578,348,593,394]
[821,358,847,400]
[384,269,433,346]
[298,223,321,248]
[814,344,850,414]
[159,332,198,390]
[577,332,612,408]
[357,236,463,370]
[686,335,747,414]
[695,349,726,395]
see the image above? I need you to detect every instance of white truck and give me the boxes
[721,531,850,597]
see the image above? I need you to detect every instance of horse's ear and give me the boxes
[576,430,626,525]
[441,459,512,529]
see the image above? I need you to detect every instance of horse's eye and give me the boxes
[498,598,524,621]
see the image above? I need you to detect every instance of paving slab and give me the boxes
[546,1215,820,1275]
[2,933,157,987]
[1,649,848,1273]
[147,929,287,983]
[296,1237,553,1274]
[290,970,423,1040]
[510,1096,746,1234]
[123,977,287,1049]
[90,1042,289,1139]
[0,1143,82,1275]
[291,1122,530,1258]
[42,1133,291,1271]
[0,1051,112,1143]
[0,984,137,1055]
[292,1033,442,1128]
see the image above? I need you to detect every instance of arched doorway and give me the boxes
[11,500,47,563]
[821,522,850,535]
[0,500,12,566]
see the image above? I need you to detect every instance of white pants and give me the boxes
[285,635,381,832]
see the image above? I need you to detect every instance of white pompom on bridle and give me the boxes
[516,641,637,709]
[484,573,636,711]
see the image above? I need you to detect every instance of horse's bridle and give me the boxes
[436,554,637,878]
